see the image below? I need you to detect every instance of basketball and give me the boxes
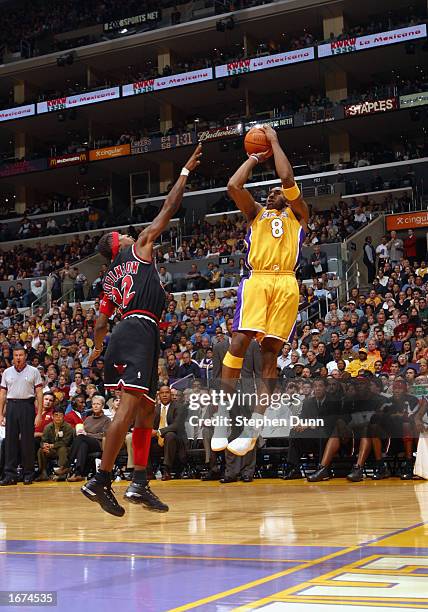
[244,127,271,155]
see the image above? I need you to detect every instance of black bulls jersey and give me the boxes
[100,244,165,322]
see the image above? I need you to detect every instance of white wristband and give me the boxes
[181,167,190,176]
[249,154,259,163]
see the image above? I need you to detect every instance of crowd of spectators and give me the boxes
[0,236,99,282]
[0,0,270,64]
[0,234,427,482]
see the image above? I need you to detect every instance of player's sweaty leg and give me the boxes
[257,337,284,414]
[124,397,169,512]
[227,336,282,456]
[81,389,140,517]
[99,389,140,473]
[211,330,253,452]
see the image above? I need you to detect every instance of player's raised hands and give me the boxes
[184,143,203,172]
[248,149,273,163]
[89,346,102,366]
[261,124,279,144]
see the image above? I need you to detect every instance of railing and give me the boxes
[345,261,360,301]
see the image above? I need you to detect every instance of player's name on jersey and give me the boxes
[103,261,140,291]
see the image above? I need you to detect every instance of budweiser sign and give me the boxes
[197,124,243,142]
[215,48,314,78]
[344,97,398,117]
[318,24,427,57]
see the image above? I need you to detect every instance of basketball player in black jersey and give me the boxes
[81,144,202,516]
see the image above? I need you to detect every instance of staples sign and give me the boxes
[344,97,398,117]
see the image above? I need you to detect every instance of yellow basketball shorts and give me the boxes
[232,271,299,342]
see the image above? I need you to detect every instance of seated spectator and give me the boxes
[308,375,384,482]
[345,348,376,377]
[205,290,221,313]
[150,386,188,480]
[34,392,56,453]
[35,407,74,481]
[68,395,111,481]
[159,266,173,291]
[221,258,239,288]
[186,264,202,290]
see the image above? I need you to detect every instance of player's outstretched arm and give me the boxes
[136,144,202,260]
[90,313,110,364]
[227,155,267,222]
[262,125,309,231]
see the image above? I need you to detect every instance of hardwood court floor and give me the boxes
[1,479,428,611]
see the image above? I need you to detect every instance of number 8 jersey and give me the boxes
[100,244,166,323]
[245,206,305,273]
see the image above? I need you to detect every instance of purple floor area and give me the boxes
[1,540,427,611]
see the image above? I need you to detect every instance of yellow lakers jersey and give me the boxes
[245,206,305,272]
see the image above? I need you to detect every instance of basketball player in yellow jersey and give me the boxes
[212,125,309,456]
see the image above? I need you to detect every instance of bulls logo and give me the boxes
[113,363,128,375]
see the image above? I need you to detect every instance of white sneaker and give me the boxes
[211,436,229,452]
[210,402,231,452]
[227,433,257,456]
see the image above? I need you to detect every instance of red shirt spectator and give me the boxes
[404,230,417,259]
[64,409,83,429]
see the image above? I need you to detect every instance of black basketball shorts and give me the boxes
[104,316,160,403]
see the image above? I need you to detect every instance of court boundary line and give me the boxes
[0,551,308,564]
[170,522,428,611]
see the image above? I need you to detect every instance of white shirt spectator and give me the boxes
[327,359,349,374]
[376,243,389,262]
[30,279,46,300]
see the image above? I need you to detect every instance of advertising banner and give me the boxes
[245,116,294,131]
[344,97,398,117]
[49,152,88,168]
[0,104,35,122]
[386,211,428,231]
[37,87,120,114]
[215,47,314,77]
[89,144,131,161]
[318,23,427,57]
[122,68,213,96]
[0,158,47,177]
[197,124,243,142]
[104,11,161,32]
[399,91,428,109]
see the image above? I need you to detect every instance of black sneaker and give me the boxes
[0,477,17,486]
[124,481,169,512]
[81,478,125,517]
[281,466,302,480]
[307,465,331,482]
[400,461,414,480]
[347,465,364,482]
[201,470,221,481]
[372,462,390,480]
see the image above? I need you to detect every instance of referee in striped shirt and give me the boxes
[0,346,43,485]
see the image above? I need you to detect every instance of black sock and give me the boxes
[95,469,111,484]
[133,469,147,484]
